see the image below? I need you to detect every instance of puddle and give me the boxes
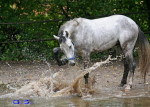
[0,97,150,107]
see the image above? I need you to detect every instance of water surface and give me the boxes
[0,96,150,107]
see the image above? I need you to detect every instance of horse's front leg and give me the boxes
[82,52,90,84]
[84,61,90,84]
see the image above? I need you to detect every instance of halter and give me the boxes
[67,57,75,60]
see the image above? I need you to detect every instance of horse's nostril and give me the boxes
[70,62,75,66]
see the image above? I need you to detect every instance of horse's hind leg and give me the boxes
[125,51,136,90]
[119,57,129,87]
[120,44,136,89]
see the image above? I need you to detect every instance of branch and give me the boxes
[52,55,112,97]
[59,5,70,19]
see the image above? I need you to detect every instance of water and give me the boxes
[0,60,150,107]
[0,97,150,107]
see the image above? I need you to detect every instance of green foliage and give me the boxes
[0,0,149,61]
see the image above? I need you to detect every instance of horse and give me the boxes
[53,15,150,90]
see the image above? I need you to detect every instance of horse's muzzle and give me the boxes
[69,61,75,66]
[53,47,68,66]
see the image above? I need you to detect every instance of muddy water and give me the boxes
[0,61,150,106]
[0,84,150,107]
[0,97,150,107]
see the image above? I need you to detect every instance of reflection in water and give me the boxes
[0,97,150,107]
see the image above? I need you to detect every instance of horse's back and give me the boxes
[79,15,138,31]
[64,15,139,52]
[83,15,139,43]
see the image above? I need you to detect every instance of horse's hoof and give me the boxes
[125,85,131,92]
[118,83,124,87]
[77,93,82,97]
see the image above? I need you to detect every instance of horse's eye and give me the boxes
[69,46,71,49]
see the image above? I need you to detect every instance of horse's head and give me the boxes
[53,31,75,66]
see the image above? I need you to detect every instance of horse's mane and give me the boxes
[72,18,80,25]
[64,18,81,27]
[58,18,81,38]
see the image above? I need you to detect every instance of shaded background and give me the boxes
[0,0,150,61]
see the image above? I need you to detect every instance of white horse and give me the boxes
[53,15,150,89]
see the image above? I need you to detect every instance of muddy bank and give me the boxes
[0,59,150,98]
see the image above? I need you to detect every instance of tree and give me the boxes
[0,0,149,61]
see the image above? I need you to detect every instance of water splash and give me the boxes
[0,56,112,98]
[42,59,54,94]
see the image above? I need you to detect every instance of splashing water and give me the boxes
[0,56,112,98]
[43,59,54,94]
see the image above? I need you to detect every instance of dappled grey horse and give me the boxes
[53,15,150,89]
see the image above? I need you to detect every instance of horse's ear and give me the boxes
[53,35,59,40]
[65,31,69,38]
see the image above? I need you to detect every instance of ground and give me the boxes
[0,59,150,97]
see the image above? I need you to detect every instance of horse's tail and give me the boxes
[138,28,150,82]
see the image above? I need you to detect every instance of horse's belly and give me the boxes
[93,38,118,52]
